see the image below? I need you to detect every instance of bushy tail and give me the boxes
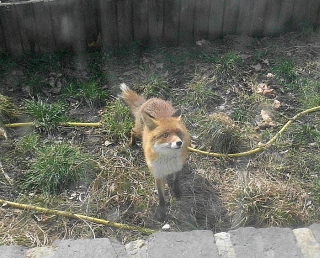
[120,83,146,116]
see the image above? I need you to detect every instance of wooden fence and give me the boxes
[0,0,320,54]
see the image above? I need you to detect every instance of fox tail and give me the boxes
[120,83,146,116]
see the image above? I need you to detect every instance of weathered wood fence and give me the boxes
[0,0,320,54]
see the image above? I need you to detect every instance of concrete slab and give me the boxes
[0,245,26,258]
[50,238,124,258]
[214,232,236,258]
[147,230,219,258]
[230,227,303,258]
[293,228,320,258]
[257,227,303,258]
[309,223,320,243]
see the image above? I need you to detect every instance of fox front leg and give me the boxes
[155,178,166,219]
[172,171,181,199]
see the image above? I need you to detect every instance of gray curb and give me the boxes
[1,224,320,258]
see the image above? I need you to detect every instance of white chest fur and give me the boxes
[147,150,183,179]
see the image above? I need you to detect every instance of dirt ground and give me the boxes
[1,30,320,246]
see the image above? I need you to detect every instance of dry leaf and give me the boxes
[261,110,273,123]
[273,100,281,109]
[256,83,274,96]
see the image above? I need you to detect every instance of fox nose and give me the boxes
[176,141,182,147]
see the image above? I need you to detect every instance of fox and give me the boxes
[119,83,190,219]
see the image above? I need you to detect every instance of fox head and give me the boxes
[142,109,188,150]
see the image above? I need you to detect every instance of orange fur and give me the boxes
[120,83,190,219]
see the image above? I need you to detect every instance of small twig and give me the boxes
[0,162,13,185]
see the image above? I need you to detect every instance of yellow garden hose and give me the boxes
[4,106,320,158]
[0,199,155,235]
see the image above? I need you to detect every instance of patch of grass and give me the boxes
[15,134,40,155]
[219,169,308,228]
[272,59,297,88]
[87,152,156,224]
[63,81,108,108]
[101,100,134,141]
[215,51,243,77]
[291,123,320,148]
[196,112,241,154]
[299,78,320,108]
[0,94,21,124]
[142,74,171,99]
[24,98,67,131]
[180,73,217,110]
[18,142,92,195]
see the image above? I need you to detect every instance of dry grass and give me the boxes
[1,30,320,247]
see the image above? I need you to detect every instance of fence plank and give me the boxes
[304,0,320,29]
[163,0,180,45]
[81,0,99,49]
[148,0,164,44]
[278,0,295,33]
[292,0,307,30]
[32,1,55,53]
[208,0,225,39]
[179,0,195,44]
[249,0,268,37]
[264,0,282,36]
[194,0,211,41]
[132,0,149,43]
[0,4,23,54]
[0,17,5,53]
[49,0,72,51]
[100,0,118,48]
[117,0,133,47]
[236,0,254,35]
[13,2,36,53]
[223,0,240,36]
[66,0,87,52]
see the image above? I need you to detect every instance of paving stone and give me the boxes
[0,245,26,258]
[293,228,320,258]
[26,246,55,258]
[147,230,219,258]
[309,223,320,243]
[50,238,121,258]
[214,232,236,258]
[125,239,148,258]
[230,227,303,258]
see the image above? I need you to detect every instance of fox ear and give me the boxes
[142,111,158,130]
[172,109,181,119]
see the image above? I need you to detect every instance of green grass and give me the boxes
[0,94,21,124]
[24,99,68,131]
[19,142,92,195]
[142,74,171,99]
[272,59,297,88]
[101,100,134,141]
[62,81,108,108]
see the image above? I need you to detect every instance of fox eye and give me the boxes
[162,133,169,138]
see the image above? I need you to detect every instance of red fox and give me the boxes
[120,83,190,218]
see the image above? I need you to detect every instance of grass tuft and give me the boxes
[63,81,108,108]
[18,142,92,195]
[197,112,241,153]
[101,100,134,141]
[0,94,21,124]
[24,98,67,131]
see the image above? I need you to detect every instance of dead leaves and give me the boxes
[255,109,278,130]
[255,83,275,96]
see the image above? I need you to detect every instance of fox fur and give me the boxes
[120,83,190,218]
